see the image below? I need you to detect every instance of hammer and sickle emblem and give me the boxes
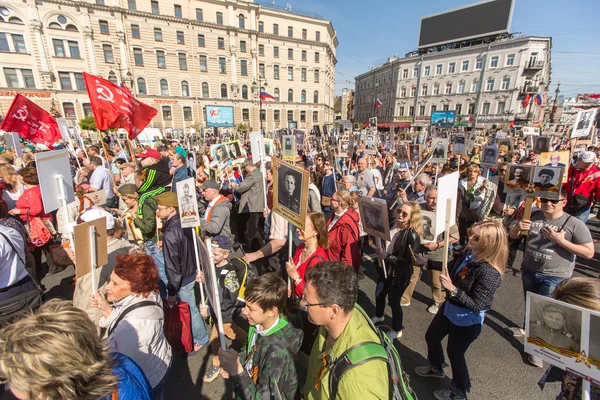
[13,106,28,121]
[96,83,114,103]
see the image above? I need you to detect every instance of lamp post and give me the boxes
[252,77,268,133]
[551,82,561,123]
[108,62,133,89]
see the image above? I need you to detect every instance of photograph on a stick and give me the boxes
[272,158,309,230]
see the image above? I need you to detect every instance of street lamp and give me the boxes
[109,62,134,89]
[252,77,268,133]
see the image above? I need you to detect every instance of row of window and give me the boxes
[400,77,511,97]
[393,101,509,118]
[95,0,322,41]
[0,32,27,53]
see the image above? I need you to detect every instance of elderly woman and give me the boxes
[90,252,172,399]
[326,190,361,273]
[457,165,497,245]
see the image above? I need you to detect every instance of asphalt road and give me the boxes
[30,219,600,400]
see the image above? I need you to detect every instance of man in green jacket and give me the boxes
[303,261,389,399]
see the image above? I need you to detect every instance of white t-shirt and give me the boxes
[90,166,115,198]
[0,225,28,289]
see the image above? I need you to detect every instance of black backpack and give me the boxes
[329,305,418,400]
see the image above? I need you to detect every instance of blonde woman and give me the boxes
[415,221,508,400]
[374,201,422,341]
[0,164,24,210]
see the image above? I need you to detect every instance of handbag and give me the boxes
[25,211,52,247]
[163,300,193,353]
[48,244,73,268]
[321,196,331,207]
[0,232,44,326]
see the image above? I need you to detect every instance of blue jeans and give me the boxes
[178,280,209,346]
[571,205,591,224]
[144,241,167,298]
[521,266,566,327]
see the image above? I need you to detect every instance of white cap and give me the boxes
[80,208,115,230]
[579,151,597,163]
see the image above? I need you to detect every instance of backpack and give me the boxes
[329,305,418,400]
[229,257,258,302]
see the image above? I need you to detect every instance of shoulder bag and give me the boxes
[25,210,52,247]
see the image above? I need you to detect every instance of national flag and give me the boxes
[374,99,383,108]
[0,93,61,149]
[522,93,531,108]
[365,120,370,129]
[589,94,600,99]
[534,93,543,107]
[259,91,275,104]
[83,72,157,140]
[510,121,515,129]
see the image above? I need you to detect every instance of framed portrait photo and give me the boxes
[339,139,351,158]
[481,145,499,168]
[533,136,550,154]
[282,135,295,161]
[409,144,421,162]
[357,196,390,242]
[396,144,410,163]
[539,151,570,180]
[272,158,309,230]
[531,166,563,199]
[430,138,448,164]
[504,164,534,194]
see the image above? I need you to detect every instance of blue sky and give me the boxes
[283,0,600,98]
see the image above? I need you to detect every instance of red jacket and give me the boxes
[326,208,361,272]
[564,165,600,206]
[291,244,329,297]
[15,186,52,223]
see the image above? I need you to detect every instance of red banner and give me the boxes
[83,73,157,140]
[0,93,61,149]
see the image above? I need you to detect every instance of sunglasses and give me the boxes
[499,169,507,173]
[466,228,480,242]
[540,198,565,204]
[398,211,410,217]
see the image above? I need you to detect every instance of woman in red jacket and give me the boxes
[9,167,53,272]
[326,190,361,272]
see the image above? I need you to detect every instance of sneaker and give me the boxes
[528,354,544,368]
[371,315,385,324]
[415,365,446,379]
[512,268,521,277]
[203,365,221,382]
[433,387,466,400]
[401,302,411,307]
[427,304,439,314]
[386,330,402,341]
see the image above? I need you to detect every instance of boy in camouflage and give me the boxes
[219,273,303,399]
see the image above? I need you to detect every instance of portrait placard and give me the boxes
[481,145,499,168]
[272,158,309,231]
[35,150,75,213]
[264,138,274,157]
[409,144,421,162]
[531,166,563,199]
[211,143,231,166]
[335,181,346,193]
[339,139,351,158]
[421,210,437,243]
[357,196,390,242]
[397,143,410,163]
[504,164,534,194]
[539,151,570,180]
[571,109,598,139]
[249,131,265,164]
[451,133,466,155]
[282,135,295,161]
[523,126,540,136]
[73,217,108,279]
[176,178,200,228]
[430,138,448,164]
[533,136,550,154]
[435,172,459,237]
[293,129,305,151]
[226,140,243,161]
[364,134,377,155]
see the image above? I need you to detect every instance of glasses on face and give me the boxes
[499,169,507,173]
[301,295,327,309]
[466,228,481,242]
[156,206,169,212]
[331,197,338,203]
[398,211,409,217]
[540,198,565,204]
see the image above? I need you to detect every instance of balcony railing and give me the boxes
[525,60,544,70]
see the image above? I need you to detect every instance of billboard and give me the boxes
[418,0,514,49]
[431,111,456,129]
[206,105,234,127]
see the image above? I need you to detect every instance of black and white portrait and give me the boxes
[362,202,385,235]
[385,141,393,151]
[227,141,242,159]
[532,166,562,194]
[482,146,499,166]
[431,139,448,163]
[397,144,410,163]
[284,136,293,151]
[212,144,230,163]
[451,134,466,155]
[339,140,350,157]
[572,109,598,138]
[528,296,581,354]
[421,210,436,242]
[365,135,376,150]
[506,164,533,191]
[497,138,513,152]
[414,131,426,145]
[282,135,295,159]
[533,136,550,154]
[357,197,390,241]
[409,144,421,162]
[277,166,302,215]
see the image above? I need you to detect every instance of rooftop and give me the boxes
[254,0,325,20]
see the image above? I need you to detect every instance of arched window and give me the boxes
[160,79,169,96]
[181,81,190,97]
[238,14,245,29]
[241,85,248,99]
[108,75,118,84]
[8,17,23,24]
[65,24,78,32]
[137,78,147,94]
[313,90,319,104]
[274,88,280,101]
[301,90,306,103]
[288,89,293,102]
[220,83,228,98]
[48,22,62,29]
[202,82,209,98]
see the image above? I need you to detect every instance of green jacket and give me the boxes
[304,306,389,400]
[232,317,302,399]
[133,196,158,242]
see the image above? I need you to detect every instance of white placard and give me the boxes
[176,177,200,228]
[434,171,459,237]
[35,150,75,213]
[522,126,540,136]
[571,109,598,139]
[250,130,265,164]
[56,118,72,140]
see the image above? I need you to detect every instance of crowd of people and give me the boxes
[0,127,599,400]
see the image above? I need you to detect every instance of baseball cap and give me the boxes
[211,235,232,250]
[118,183,138,196]
[135,148,161,160]
[80,208,115,230]
[199,180,220,190]
[579,151,596,163]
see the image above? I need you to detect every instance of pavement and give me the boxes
[23,218,600,400]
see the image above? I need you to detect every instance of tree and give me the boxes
[79,115,97,131]
[236,123,248,133]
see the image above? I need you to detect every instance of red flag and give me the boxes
[83,72,157,140]
[521,93,531,108]
[365,120,370,129]
[0,93,61,149]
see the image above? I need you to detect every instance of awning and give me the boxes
[377,122,411,128]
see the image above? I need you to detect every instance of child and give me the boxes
[218,273,303,399]
[197,235,248,382]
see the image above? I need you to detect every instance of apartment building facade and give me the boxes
[0,0,338,133]
[354,36,551,130]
